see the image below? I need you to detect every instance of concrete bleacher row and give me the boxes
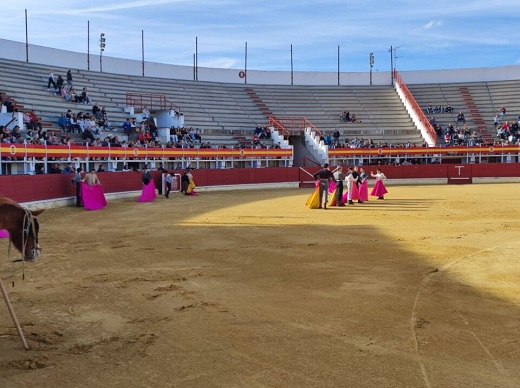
[408,81,520,143]
[0,57,425,148]
[4,56,518,151]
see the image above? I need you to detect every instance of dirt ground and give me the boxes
[1,183,519,387]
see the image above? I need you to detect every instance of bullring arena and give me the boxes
[1,36,520,387]
[1,183,520,387]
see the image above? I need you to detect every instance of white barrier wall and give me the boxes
[1,38,519,85]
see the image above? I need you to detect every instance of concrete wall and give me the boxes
[3,38,519,86]
[2,164,519,204]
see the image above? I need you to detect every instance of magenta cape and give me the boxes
[358,180,369,202]
[81,182,108,210]
[371,180,388,197]
[342,182,360,203]
[0,229,9,239]
[136,181,157,202]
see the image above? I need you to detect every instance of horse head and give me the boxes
[22,209,44,262]
[6,208,44,262]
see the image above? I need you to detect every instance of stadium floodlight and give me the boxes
[100,33,106,52]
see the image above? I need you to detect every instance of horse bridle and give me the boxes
[20,208,41,260]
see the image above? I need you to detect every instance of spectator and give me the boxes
[80,87,91,104]
[122,118,132,136]
[493,113,502,128]
[58,113,69,131]
[3,97,14,113]
[499,106,506,118]
[141,106,150,120]
[340,110,350,122]
[63,163,75,174]
[29,111,43,132]
[445,104,453,113]
[47,70,57,90]
[56,75,64,90]
[97,164,105,173]
[67,70,73,87]
[457,111,465,124]
[49,163,63,174]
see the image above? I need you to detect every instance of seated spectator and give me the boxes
[80,87,91,104]
[23,111,32,130]
[28,111,43,132]
[81,128,96,144]
[3,97,14,113]
[60,85,70,101]
[141,106,150,120]
[110,135,122,147]
[263,126,271,139]
[58,113,69,131]
[499,106,506,118]
[457,111,465,124]
[425,105,433,114]
[11,125,22,139]
[350,114,360,123]
[69,87,79,103]
[445,104,453,113]
[340,110,350,122]
[493,113,502,128]
[194,128,202,143]
[254,124,263,137]
[122,118,132,136]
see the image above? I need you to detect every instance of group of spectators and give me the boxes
[339,110,360,123]
[425,104,454,114]
[47,69,92,104]
[426,102,520,146]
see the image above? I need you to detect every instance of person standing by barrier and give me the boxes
[333,166,346,207]
[313,163,334,209]
[165,172,173,198]
[156,163,167,195]
[72,167,83,207]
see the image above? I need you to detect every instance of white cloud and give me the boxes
[423,20,443,29]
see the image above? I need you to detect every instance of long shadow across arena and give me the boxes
[1,186,519,387]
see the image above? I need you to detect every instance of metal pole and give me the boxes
[195,37,198,81]
[87,21,90,71]
[24,9,29,62]
[390,45,394,85]
[0,277,29,350]
[337,45,340,86]
[244,41,247,84]
[290,44,293,86]
[193,54,196,80]
[141,30,145,77]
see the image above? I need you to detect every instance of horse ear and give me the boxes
[31,209,45,217]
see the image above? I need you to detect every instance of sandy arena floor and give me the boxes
[1,183,520,387]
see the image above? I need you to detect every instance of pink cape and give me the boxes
[136,181,157,202]
[0,229,9,239]
[81,182,108,210]
[342,182,360,203]
[371,180,388,197]
[358,180,369,202]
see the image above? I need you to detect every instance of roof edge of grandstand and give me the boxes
[1,38,519,86]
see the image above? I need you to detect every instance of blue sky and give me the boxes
[2,0,520,73]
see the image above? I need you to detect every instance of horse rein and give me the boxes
[9,208,41,263]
